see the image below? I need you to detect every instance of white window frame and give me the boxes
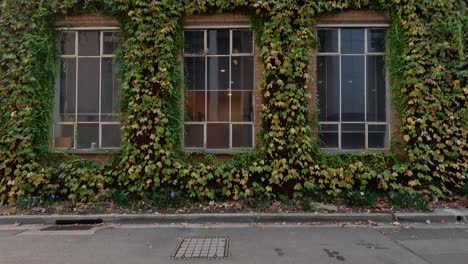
[182,25,255,152]
[316,24,391,152]
[53,27,121,150]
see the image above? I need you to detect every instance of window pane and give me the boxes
[341,28,364,54]
[77,58,100,121]
[103,32,119,54]
[54,124,74,149]
[184,124,204,148]
[368,29,386,53]
[77,123,99,149]
[101,58,120,121]
[101,124,121,148]
[184,57,205,90]
[60,32,75,55]
[231,56,253,90]
[317,56,339,121]
[317,29,338,53]
[232,30,253,53]
[231,91,253,122]
[341,56,365,121]
[207,57,229,90]
[367,56,386,122]
[207,91,229,121]
[185,91,205,121]
[368,124,387,149]
[341,123,365,149]
[318,124,338,148]
[184,31,204,54]
[207,123,229,149]
[59,58,76,122]
[78,31,100,56]
[208,29,229,55]
[232,124,253,148]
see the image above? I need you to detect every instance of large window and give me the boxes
[53,29,121,150]
[183,28,255,150]
[317,27,388,150]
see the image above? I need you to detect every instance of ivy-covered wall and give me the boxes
[0,0,466,205]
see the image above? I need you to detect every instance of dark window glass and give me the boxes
[317,29,338,53]
[341,28,364,54]
[207,57,229,90]
[103,32,119,54]
[101,58,120,120]
[59,58,76,121]
[341,123,365,149]
[368,29,386,53]
[318,124,339,148]
[341,56,365,121]
[78,31,100,56]
[184,124,204,148]
[231,91,253,122]
[54,124,74,148]
[367,56,386,122]
[101,124,121,148]
[317,56,340,121]
[232,30,253,53]
[368,124,387,148]
[208,30,229,55]
[184,31,204,54]
[232,124,253,148]
[184,57,205,90]
[77,58,100,121]
[77,123,99,149]
[206,123,230,149]
[231,56,253,90]
[60,32,75,55]
[207,91,229,121]
[185,91,205,121]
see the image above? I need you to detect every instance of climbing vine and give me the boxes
[0,0,466,205]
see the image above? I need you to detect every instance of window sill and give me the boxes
[319,148,391,155]
[182,148,255,155]
[51,149,120,155]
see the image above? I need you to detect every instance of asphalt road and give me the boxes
[0,222,467,264]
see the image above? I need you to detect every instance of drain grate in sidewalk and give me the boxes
[170,236,229,260]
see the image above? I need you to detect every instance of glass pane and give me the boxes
[206,123,229,149]
[184,31,204,54]
[101,124,121,148]
[318,124,338,148]
[341,56,365,121]
[185,91,205,121]
[54,124,74,149]
[184,124,204,148]
[101,58,121,118]
[231,56,253,90]
[184,57,205,90]
[368,29,386,53]
[232,30,253,53]
[59,58,76,121]
[341,28,364,54]
[103,32,119,54]
[60,32,75,55]
[208,29,229,55]
[317,29,338,53]
[231,91,253,122]
[77,123,99,149]
[232,124,253,148]
[341,123,365,149]
[78,31,100,56]
[207,91,229,121]
[317,56,339,121]
[367,56,386,122]
[368,124,387,149]
[77,58,100,121]
[207,57,229,90]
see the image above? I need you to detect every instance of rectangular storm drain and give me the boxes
[41,225,94,231]
[170,236,230,260]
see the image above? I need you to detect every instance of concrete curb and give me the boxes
[0,209,466,225]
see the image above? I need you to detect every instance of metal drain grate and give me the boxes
[170,236,229,260]
[41,225,94,231]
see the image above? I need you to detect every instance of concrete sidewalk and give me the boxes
[0,208,466,225]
